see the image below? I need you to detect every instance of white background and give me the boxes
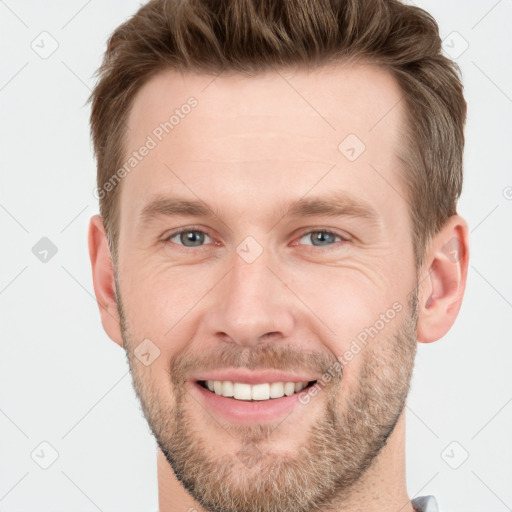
[1,1,511,511]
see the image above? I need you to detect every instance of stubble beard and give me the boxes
[117,285,418,512]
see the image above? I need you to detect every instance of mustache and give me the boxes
[168,342,343,387]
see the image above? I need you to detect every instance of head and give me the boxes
[88,1,469,511]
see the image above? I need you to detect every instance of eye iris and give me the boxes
[312,231,335,246]
[181,231,204,247]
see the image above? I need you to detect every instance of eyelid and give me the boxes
[164,226,208,237]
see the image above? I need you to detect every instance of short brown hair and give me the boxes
[88,0,466,271]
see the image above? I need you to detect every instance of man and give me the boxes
[87,1,469,511]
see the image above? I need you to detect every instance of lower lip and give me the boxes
[189,381,311,424]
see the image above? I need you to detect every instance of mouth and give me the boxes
[197,379,318,401]
[188,374,322,424]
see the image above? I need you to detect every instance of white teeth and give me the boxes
[251,383,270,400]
[233,382,252,400]
[269,382,284,398]
[284,382,295,396]
[203,380,312,400]
[222,380,234,397]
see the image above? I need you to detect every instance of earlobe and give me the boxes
[416,215,470,344]
[88,214,124,347]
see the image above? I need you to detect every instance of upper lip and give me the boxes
[189,369,319,385]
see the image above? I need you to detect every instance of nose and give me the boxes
[203,249,295,347]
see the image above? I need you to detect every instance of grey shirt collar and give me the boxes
[411,495,439,512]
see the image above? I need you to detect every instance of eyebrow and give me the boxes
[284,192,380,224]
[138,191,381,228]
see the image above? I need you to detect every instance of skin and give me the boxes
[88,62,469,512]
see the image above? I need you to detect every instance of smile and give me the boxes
[198,380,318,401]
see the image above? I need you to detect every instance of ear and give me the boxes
[417,214,470,344]
[88,214,123,347]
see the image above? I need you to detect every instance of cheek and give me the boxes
[289,261,395,327]
[122,258,212,334]
[289,264,406,376]
[118,270,202,393]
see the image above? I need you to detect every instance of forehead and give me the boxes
[126,62,405,146]
[121,62,408,228]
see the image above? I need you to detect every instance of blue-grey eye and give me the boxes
[299,231,341,247]
[169,230,212,247]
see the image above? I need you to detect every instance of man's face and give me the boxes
[114,63,420,511]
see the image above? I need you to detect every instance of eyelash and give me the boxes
[162,226,349,251]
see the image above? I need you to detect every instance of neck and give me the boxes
[157,410,415,512]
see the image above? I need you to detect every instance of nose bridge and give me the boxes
[208,247,294,345]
